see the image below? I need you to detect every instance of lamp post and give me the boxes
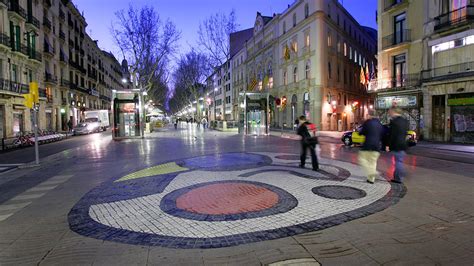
[213,87,217,122]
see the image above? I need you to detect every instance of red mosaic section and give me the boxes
[176,183,279,215]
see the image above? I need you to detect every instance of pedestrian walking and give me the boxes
[174,118,178,130]
[67,119,73,132]
[201,117,208,129]
[388,107,409,184]
[297,115,319,171]
[358,112,384,184]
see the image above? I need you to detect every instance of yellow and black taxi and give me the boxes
[341,125,417,147]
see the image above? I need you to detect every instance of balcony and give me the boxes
[0,79,29,94]
[43,16,51,31]
[68,38,74,47]
[12,43,29,57]
[0,33,9,48]
[44,72,58,84]
[59,51,67,63]
[434,5,474,31]
[26,14,40,30]
[8,1,26,20]
[61,98,67,105]
[100,94,111,102]
[80,31,84,39]
[43,40,55,56]
[367,73,420,92]
[69,82,88,93]
[69,58,80,69]
[68,18,73,28]
[384,0,407,11]
[60,78,70,88]
[382,29,411,50]
[59,9,65,21]
[422,61,474,81]
[29,49,42,62]
[0,0,8,7]
[59,31,65,41]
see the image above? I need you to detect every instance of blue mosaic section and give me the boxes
[181,152,272,171]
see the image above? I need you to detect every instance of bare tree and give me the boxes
[111,5,180,106]
[197,10,239,68]
[170,50,211,116]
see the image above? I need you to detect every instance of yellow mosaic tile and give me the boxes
[115,162,188,182]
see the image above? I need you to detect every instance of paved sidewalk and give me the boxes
[0,127,473,265]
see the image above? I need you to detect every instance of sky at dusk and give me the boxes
[77,0,377,63]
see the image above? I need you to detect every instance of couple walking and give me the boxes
[359,107,408,184]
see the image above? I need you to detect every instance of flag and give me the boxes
[360,66,365,85]
[263,75,269,89]
[248,76,258,91]
[284,45,290,61]
[365,64,370,85]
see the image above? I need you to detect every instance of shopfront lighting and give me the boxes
[122,78,128,83]
[60,108,65,114]
[369,104,374,109]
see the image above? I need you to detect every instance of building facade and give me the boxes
[375,0,474,143]
[0,0,124,139]
[235,0,377,134]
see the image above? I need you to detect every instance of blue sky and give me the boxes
[77,0,377,61]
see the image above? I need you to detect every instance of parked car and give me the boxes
[72,122,100,135]
[341,125,417,147]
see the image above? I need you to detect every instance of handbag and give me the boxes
[305,136,319,145]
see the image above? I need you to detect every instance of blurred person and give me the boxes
[358,112,384,184]
[388,107,409,184]
[297,115,319,171]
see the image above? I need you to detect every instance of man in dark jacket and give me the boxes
[388,107,409,183]
[358,113,384,184]
[297,115,319,171]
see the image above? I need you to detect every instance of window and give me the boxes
[293,67,298,83]
[394,12,406,44]
[11,64,17,82]
[293,13,296,27]
[226,96,231,104]
[305,31,310,47]
[337,64,340,82]
[344,69,347,84]
[328,62,332,79]
[344,42,347,56]
[283,21,286,34]
[349,46,353,60]
[393,54,406,87]
[292,38,298,53]
[327,31,332,47]
[305,4,309,18]
[305,61,310,79]
[283,70,288,85]
[337,36,341,53]
[268,62,273,77]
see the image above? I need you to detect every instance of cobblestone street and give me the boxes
[0,125,473,265]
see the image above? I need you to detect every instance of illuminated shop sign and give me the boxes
[376,96,417,109]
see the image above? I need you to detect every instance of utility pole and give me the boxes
[23,82,40,165]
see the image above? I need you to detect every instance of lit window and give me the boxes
[327,31,332,47]
[305,32,310,47]
[344,42,347,56]
[305,61,310,79]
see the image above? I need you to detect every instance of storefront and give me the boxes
[375,92,422,132]
[448,94,474,143]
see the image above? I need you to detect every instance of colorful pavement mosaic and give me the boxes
[68,152,406,249]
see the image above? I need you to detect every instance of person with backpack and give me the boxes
[297,115,319,171]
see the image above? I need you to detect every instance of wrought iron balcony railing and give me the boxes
[422,61,474,81]
[382,29,411,50]
[27,14,40,29]
[8,1,26,19]
[435,5,474,31]
[43,17,52,30]
[367,73,421,92]
[0,79,29,94]
[0,33,9,47]
[44,72,58,84]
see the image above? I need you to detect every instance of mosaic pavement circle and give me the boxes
[68,152,406,249]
